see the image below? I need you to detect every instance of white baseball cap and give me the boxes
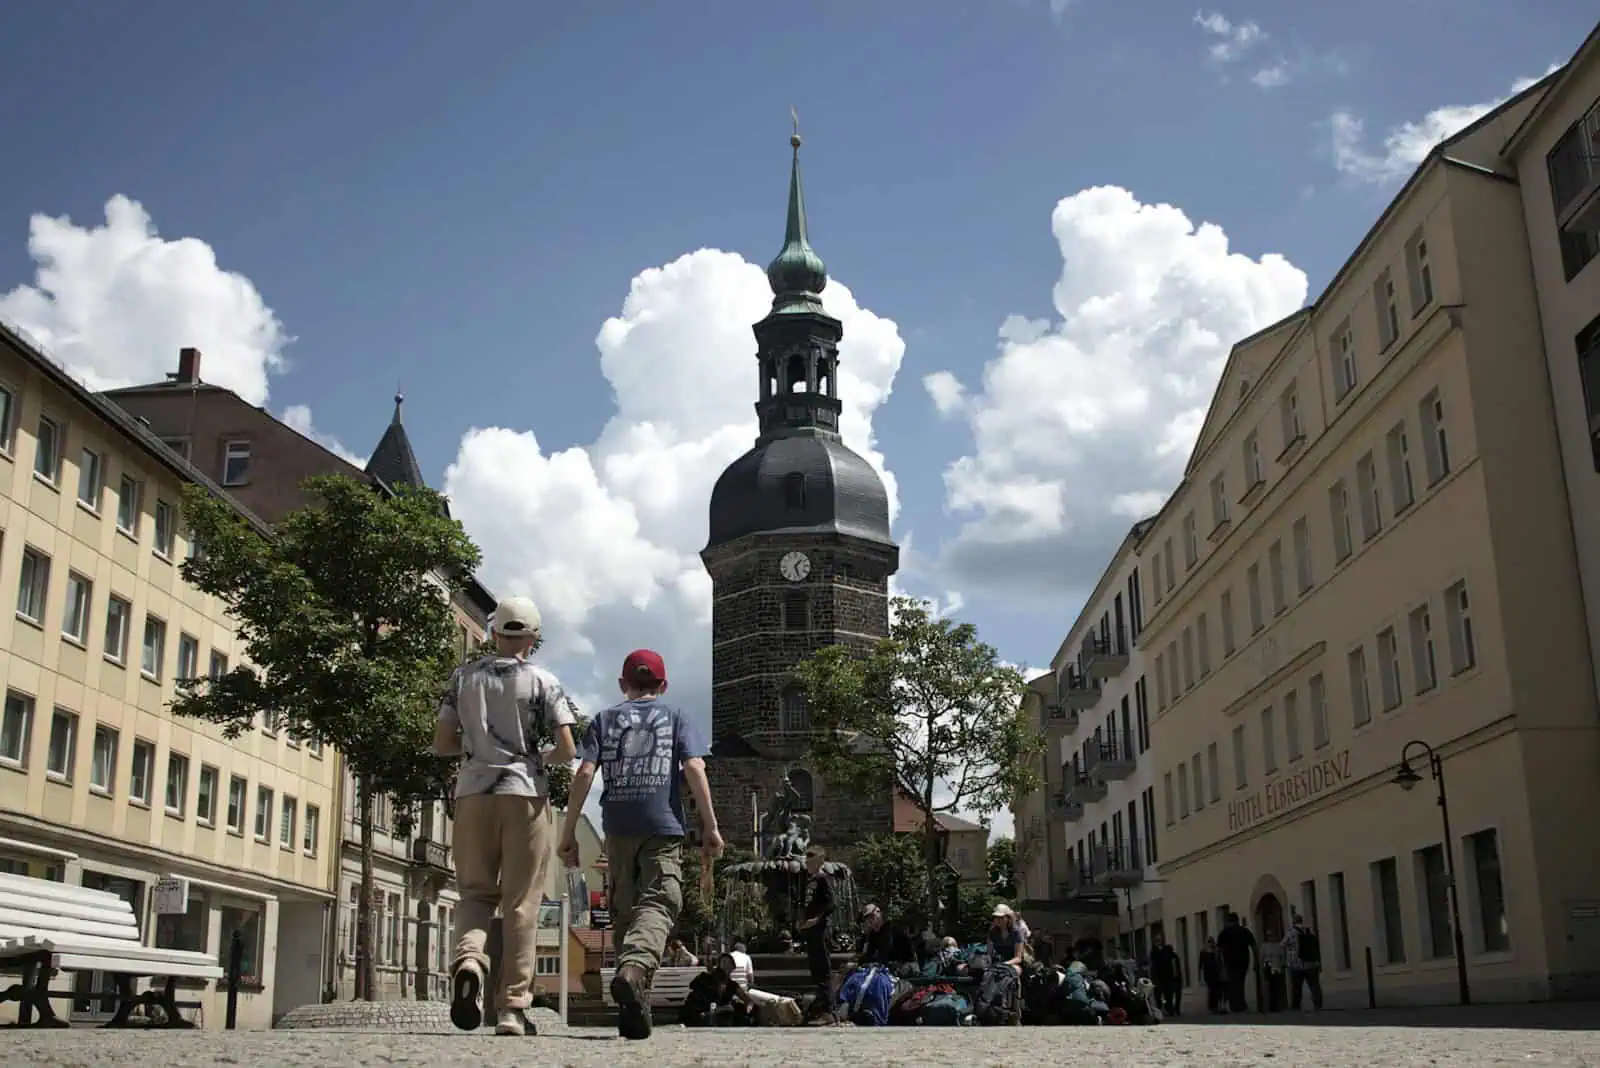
[491,596,542,636]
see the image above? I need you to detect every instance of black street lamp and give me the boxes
[1391,739,1471,1006]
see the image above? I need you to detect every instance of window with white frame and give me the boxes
[1196,613,1211,677]
[1386,421,1416,514]
[1177,762,1190,818]
[165,751,189,815]
[46,708,77,781]
[90,725,118,794]
[1267,540,1286,616]
[1220,589,1236,656]
[255,786,274,840]
[223,440,252,486]
[1283,689,1302,761]
[1279,383,1303,450]
[1309,673,1329,749]
[1242,431,1264,488]
[142,615,167,679]
[1292,516,1313,594]
[0,384,14,453]
[227,775,247,833]
[1231,723,1248,789]
[17,546,50,624]
[1206,743,1221,803]
[33,415,63,483]
[1246,562,1264,634]
[1374,268,1400,350]
[1377,628,1403,711]
[130,739,154,804]
[177,634,200,681]
[1332,322,1357,399]
[1409,603,1438,694]
[1406,230,1434,314]
[1347,646,1372,727]
[62,572,92,644]
[197,765,219,825]
[304,804,320,855]
[1329,480,1353,562]
[104,596,132,663]
[1445,581,1477,675]
[1,691,34,767]
[1210,474,1229,529]
[77,448,102,510]
[1419,390,1451,485]
[116,474,142,535]
[1260,705,1277,774]
[1182,512,1198,568]
[281,796,298,848]
[153,500,177,558]
[1356,452,1382,541]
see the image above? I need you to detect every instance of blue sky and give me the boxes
[0,2,1592,828]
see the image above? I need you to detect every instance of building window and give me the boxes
[536,954,562,976]
[62,572,92,644]
[1181,628,1195,691]
[1162,772,1175,826]
[0,384,14,453]
[1374,268,1400,351]
[227,775,247,833]
[1328,480,1353,563]
[197,765,219,825]
[1209,475,1229,529]
[142,615,167,680]
[1356,452,1382,541]
[1259,706,1277,774]
[1419,390,1451,485]
[1152,553,1164,602]
[1385,421,1416,513]
[1332,322,1357,400]
[1141,787,1159,864]
[1405,230,1434,314]
[1231,723,1248,789]
[782,473,806,511]
[223,440,252,486]
[1377,627,1403,712]
[1283,690,1302,762]
[783,590,809,632]
[1190,753,1204,810]
[90,725,118,794]
[155,892,208,953]
[1153,653,1167,709]
[1220,589,1236,656]
[1466,828,1510,953]
[34,415,63,483]
[162,436,193,462]
[281,796,298,848]
[1409,603,1438,694]
[1176,762,1190,819]
[77,448,103,510]
[304,803,321,854]
[153,500,177,558]
[17,546,51,624]
[1414,844,1453,959]
[1181,512,1198,568]
[1371,856,1406,964]
[1300,879,1321,935]
[1279,383,1303,451]
[219,903,265,985]
[1267,540,1286,616]
[1242,431,1264,489]
[1206,743,1221,803]
[1445,580,1477,675]
[1308,673,1329,749]
[117,474,142,535]
[1245,563,1264,634]
[1134,677,1149,753]
[130,739,154,805]
[46,708,77,781]
[1196,614,1211,677]
[165,752,189,815]
[210,651,229,680]
[1291,516,1313,595]
[385,892,402,964]
[1,692,33,767]
[1329,871,1353,970]
[104,596,132,663]
[175,634,200,682]
[779,685,810,733]
[255,786,274,841]
[1547,104,1600,281]
[1347,646,1372,727]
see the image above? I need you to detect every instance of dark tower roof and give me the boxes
[366,392,425,489]
[705,125,893,553]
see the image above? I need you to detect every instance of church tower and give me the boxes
[700,128,900,853]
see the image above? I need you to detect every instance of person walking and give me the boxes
[432,595,579,1037]
[1148,932,1183,1017]
[796,847,835,1022]
[1284,911,1324,1011]
[559,649,723,1041]
[1216,912,1257,1014]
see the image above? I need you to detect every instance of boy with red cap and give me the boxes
[559,649,723,1041]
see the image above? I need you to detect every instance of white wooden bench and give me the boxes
[600,965,750,1009]
[0,871,225,1029]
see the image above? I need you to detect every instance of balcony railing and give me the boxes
[1057,857,1097,898]
[410,837,452,870]
[1091,837,1144,889]
[1083,728,1137,782]
[1047,791,1085,824]
[1083,629,1130,681]
[1066,773,1107,805]
[1039,700,1079,734]
[1059,669,1099,712]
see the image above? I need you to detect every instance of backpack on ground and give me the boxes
[976,964,1019,1025]
[919,990,972,1026]
[838,965,895,1027]
[1297,928,1322,966]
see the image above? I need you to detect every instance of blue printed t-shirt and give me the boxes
[579,697,708,838]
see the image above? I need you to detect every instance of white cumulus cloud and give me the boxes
[1331,66,1560,185]
[926,185,1308,607]
[281,404,368,468]
[0,196,290,405]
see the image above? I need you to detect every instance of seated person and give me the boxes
[679,954,754,1027]
[853,904,915,967]
[662,937,699,968]
[988,904,1027,972]
[729,941,756,985]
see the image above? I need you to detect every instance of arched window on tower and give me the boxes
[788,767,815,810]
[786,351,807,393]
[780,686,811,734]
[782,473,806,511]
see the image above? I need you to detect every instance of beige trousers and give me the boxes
[607,834,684,973]
[451,793,554,1010]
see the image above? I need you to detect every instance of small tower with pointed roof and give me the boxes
[366,392,426,491]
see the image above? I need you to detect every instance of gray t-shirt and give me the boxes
[437,655,579,799]
[579,697,708,838]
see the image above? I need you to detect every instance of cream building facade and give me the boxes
[1141,74,1600,1007]
[0,324,340,1028]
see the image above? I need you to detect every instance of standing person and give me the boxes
[1199,937,1225,1014]
[558,649,723,1042]
[1216,912,1257,1013]
[432,595,578,1037]
[796,848,834,1022]
[1148,932,1183,1017]
[1284,912,1324,1011]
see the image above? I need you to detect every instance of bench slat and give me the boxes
[0,906,137,941]
[0,872,128,910]
[1,934,217,967]
[45,951,224,981]
[0,889,135,927]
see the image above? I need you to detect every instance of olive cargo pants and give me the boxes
[607,834,685,973]
[451,793,554,1010]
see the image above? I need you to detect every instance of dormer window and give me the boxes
[783,473,807,511]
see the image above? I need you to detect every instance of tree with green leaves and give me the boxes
[175,474,481,1001]
[794,597,1041,915]
[849,833,931,930]
[987,836,1017,900]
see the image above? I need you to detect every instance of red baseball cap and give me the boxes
[622,649,667,685]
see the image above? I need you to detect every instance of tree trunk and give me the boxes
[356,779,378,1001]
[922,783,943,925]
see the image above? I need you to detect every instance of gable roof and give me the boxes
[1183,309,1310,478]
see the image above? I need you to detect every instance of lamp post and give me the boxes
[1391,740,1471,1005]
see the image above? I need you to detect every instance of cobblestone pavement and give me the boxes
[7,1014,1600,1068]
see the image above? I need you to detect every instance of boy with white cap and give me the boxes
[433,595,578,1036]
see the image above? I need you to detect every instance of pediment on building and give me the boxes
[1184,309,1309,476]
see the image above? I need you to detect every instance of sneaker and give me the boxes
[449,961,485,1032]
[611,962,653,1041]
[495,1007,535,1036]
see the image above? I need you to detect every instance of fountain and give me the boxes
[717,777,859,953]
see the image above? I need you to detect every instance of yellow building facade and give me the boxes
[1141,84,1600,1007]
[0,324,340,1028]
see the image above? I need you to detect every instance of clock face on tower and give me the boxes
[779,551,812,582]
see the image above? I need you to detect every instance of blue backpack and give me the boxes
[838,966,894,1026]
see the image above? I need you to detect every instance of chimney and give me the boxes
[176,347,202,384]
